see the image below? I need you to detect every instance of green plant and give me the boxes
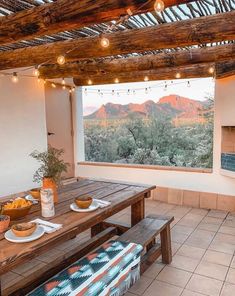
[30,146,69,184]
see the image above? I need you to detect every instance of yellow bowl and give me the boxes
[11,222,37,237]
[75,195,92,209]
[29,188,41,199]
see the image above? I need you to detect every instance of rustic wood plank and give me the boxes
[40,43,235,79]
[103,220,130,235]
[131,198,145,226]
[160,224,172,264]
[0,0,197,46]
[140,243,161,274]
[1,10,235,70]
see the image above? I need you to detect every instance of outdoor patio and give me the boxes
[2,199,235,296]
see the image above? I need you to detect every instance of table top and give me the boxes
[0,178,155,275]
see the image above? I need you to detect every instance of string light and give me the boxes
[85,88,88,95]
[144,76,149,82]
[33,66,40,77]
[175,72,181,79]
[154,0,165,12]
[112,90,115,96]
[100,36,110,48]
[37,78,41,83]
[187,81,191,87]
[51,83,56,88]
[145,88,149,94]
[12,72,18,83]
[62,85,66,90]
[43,79,47,85]
[164,82,167,91]
[72,87,75,92]
[57,55,66,65]
[127,89,130,95]
[208,66,214,74]
[69,89,72,93]
[62,78,65,85]
[115,78,119,83]
[88,79,93,85]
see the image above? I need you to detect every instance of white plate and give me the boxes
[70,200,100,212]
[4,225,45,243]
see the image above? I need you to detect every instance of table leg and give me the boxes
[131,197,145,226]
[91,222,104,237]
[160,224,172,264]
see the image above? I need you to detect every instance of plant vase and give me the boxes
[42,177,58,203]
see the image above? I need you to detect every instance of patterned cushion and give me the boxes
[28,240,143,296]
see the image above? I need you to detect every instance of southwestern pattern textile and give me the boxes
[28,241,143,296]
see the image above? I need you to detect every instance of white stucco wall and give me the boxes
[76,76,235,196]
[0,76,47,197]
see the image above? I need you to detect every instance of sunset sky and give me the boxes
[82,78,215,116]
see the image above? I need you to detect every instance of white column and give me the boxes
[72,86,85,173]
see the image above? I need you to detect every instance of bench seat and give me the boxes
[27,241,143,296]
[118,215,174,273]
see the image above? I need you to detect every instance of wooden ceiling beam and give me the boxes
[0,0,196,46]
[73,63,215,86]
[39,43,235,79]
[216,60,235,79]
[0,10,235,71]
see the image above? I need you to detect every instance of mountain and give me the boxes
[84,95,205,124]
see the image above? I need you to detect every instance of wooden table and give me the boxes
[0,178,155,295]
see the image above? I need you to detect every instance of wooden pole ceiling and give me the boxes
[216,60,235,79]
[39,43,235,79]
[0,11,235,71]
[0,0,196,46]
[73,63,215,86]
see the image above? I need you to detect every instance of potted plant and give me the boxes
[30,146,69,203]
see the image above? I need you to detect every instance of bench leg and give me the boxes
[131,198,145,226]
[160,224,172,264]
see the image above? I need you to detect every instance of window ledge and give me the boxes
[78,162,212,174]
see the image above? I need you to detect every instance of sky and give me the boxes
[82,78,215,116]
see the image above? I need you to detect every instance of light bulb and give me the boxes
[51,83,56,88]
[175,72,181,79]
[187,81,191,87]
[43,79,47,84]
[100,36,110,48]
[34,66,40,77]
[208,67,214,74]
[145,88,148,94]
[114,78,119,83]
[72,87,75,92]
[62,78,65,85]
[144,76,149,82]
[88,79,93,85]
[154,0,165,12]
[12,72,18,83]
[37,78,41,83]
[62,85,66,90]
[69,89,72,93]
[57,55,65,65]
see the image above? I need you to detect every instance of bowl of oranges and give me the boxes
[1,198,32,220]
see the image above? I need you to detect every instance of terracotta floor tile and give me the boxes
[171,229,189,244]
[143,280,183,296]
[172,242,182,255]
[185,229,215,249]
[209,240,235,255]
[218,225,235,236]
[143,263,165,279]
[129,276,153,295]
[197,222,221,232]
[220,283,235,296]
[207,210,228,219]
[173,225,195,236]
[202,250,233,266]
[186,274,223,296]
[195,261,228,281]
[230,256,235,268]
[225,268,235,284]
[222,219,235,228]
[190,208,208,216]
[202,216,224,225]
[181,290,205,296]
[176,244,206,260]
[156,266,192,288]
[170,254,200,272]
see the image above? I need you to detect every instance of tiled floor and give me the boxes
[3,200,235,296]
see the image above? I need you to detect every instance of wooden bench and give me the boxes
[117,215,174,274]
